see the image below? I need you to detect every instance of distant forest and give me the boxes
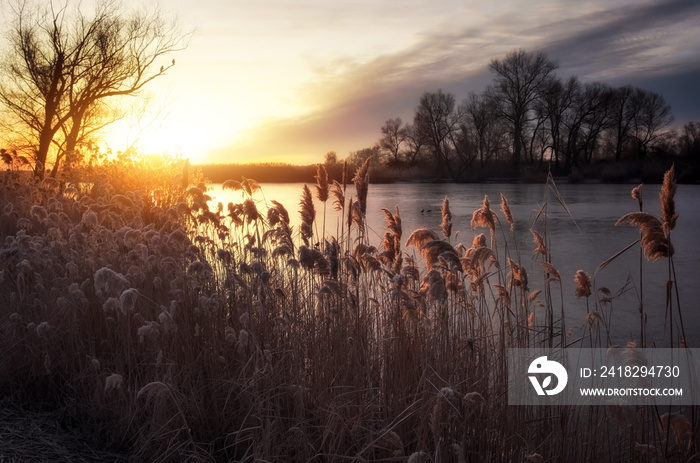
[203,49,700,184]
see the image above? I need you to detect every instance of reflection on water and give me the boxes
[209,181,700,347]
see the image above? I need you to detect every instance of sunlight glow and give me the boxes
[102,94,261,165]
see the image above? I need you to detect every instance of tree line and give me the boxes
[341,49,699,180]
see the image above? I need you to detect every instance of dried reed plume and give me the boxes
[615,212,673,260]
[299,185,315,245]
[298,245,330,276]
[380,232,397,265]
[382,206,402,241]
[314,164,329,203]
[444,271,462,293]
[0,149,12,165]
[420,269,447,302]
[349,200,365,234]
[660,164,677,231]
[331,180,345,211]
[353,158,370,215]
[405,228,440,252]
[441,196,452,238]
[494,284,511,305]
[585,310,602,328]
[222,176,261,197]
[542,261,561,282]
[507,258,528,290]
[136,381,171,400]
[467,246,498,273]
[574,270,592,298]
[243,198,259,223]
[421,240,460,270]
[104,373,124,393]
[438,250,463,272]
[631,183,643,210]
[227,202,244,227]
[501,193,514,231]
[323,238,340,280]
[471,195,496,233]
[531,229,547,256]
[528,289,542,304]
[267,200,290,226]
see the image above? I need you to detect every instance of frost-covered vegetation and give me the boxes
[0,157,694,461]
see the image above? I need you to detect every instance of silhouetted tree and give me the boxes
[678,121,700,159]
[364,48,684,179]
[398,122,425,166]
[379,117,408,165]
[532,79,612,170]
[630,88,674,160]
[607,86,673,162]
[452,122,478,178]
[575,83,615,165]
[413,90,463,177]
[347,145,382,168]
[608,85,638,162]
[0,0,189,178]
[324,151,338,165]
[488,49,559,169]
[463,91,503,170]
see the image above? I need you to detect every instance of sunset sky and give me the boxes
[5,0,700,165]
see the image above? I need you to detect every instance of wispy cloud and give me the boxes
[541,0,700,79]
[209,0,700,163]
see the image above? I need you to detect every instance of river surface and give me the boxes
[208,181,700,347]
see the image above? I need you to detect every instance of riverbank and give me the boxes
[197,155,699,185]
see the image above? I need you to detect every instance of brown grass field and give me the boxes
[0,158,695,462]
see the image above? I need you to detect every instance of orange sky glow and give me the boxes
[6,0,697,166]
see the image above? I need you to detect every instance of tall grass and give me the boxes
[0,158,696,462]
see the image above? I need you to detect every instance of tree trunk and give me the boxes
[35,53,65,179]
[513,123,522,169]
[51,112,84,178]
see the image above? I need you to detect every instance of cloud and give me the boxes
[207,0,700,164]
[541,0,700,79]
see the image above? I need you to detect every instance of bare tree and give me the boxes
[463,91,501,170]
[605,86,673,162]
[608,85,638,162]
[401,122,427,165]
[630,88,674,160]
[0,0,190,178]
[378,117,408,165]
[324,151,338,165]
[575,82,614,165]
[678,121,700,159]
[535,77,577,169]
[488,49,558,169]
[347,144,382,168]
[413,90,463,177]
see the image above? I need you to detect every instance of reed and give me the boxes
[299,183,315,246]
[441,195,452,239]
[315,164,329,243]
[0,160,694,462]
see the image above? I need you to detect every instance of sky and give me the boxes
[4,0,700,165]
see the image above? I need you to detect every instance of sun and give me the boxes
[101,121,204,165]
[137,127,208,164]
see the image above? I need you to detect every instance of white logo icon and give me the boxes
[528,356,568,396]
